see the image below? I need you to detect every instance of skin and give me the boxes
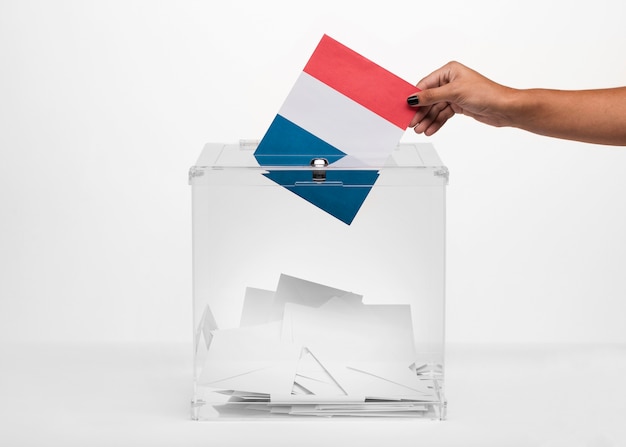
[408,61,626,146]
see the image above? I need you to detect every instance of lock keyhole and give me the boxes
[310,158,329,182]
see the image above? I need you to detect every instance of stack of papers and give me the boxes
[196,274,440,417]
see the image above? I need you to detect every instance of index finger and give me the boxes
[415,62,457,90]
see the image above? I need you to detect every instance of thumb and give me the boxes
[407,84,456,107]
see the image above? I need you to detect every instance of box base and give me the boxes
[191,370,446,421]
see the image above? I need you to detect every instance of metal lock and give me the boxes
[310,158,329,182]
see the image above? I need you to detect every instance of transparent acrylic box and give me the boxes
[189,140,448,420]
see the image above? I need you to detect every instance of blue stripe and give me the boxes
[262,170,379,225]
[254,115,346,166]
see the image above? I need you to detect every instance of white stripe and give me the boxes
[278,72,404,167]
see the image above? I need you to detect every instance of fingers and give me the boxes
[405,62,469,135]
[410,102,456,136]
[415,62,454,90]
[415,60,466,89]
[409,107,425,128]
[407,61,468,108]
[407,85,458,135]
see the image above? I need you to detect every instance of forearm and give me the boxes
[505,87,626,146]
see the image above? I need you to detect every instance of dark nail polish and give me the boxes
[407,95,419,106]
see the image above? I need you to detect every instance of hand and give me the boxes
[407,61,626,145]
[408,61,516,136]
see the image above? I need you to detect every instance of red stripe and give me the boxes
[303,35,418,129]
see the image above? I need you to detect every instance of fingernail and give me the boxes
[407,95,419,106]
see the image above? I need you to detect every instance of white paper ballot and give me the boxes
[347,362,435,392]
[326,363,435,400]
[199,323,301,395]
[195,304,219,354]
[292,348,347,396]
[240,287,275,327]
[282,300,417,363]
[198,273,439,416]
[269,273,363,321]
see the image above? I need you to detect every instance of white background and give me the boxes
[2,0,625,345]
[2,1,626,445]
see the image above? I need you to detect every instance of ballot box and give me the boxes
[189,140,448,420]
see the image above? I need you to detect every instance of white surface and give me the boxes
[1,342,624,446]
